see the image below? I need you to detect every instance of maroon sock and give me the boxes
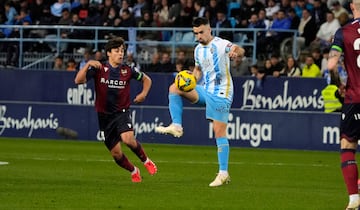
[130,140,147,162]
[341,149,358,195]
[114,154,135,172]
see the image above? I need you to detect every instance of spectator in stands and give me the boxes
[50,0,71,22]
[168,0,192,27]
[102,5,120,27]
[29,0,46,25]
[301,55,321,78]
[269,54,284,77]
[53,55,65,71]
[1,1,18,38]
[231,56,251,77]
[280,0,292,13]
[211,9,233,41]
[77,48,92,70]
[311,48,323,70]
[45,8,72,53]
[193,0,206,18]
[126,52,141,70]
[288,8,300,29]
[151,0,162,14]
[331,1,349,23]
[280,56,302,77]
[205,0,219,24]
[294,0,313,18]
[132,0,150,23]
[28,4,55,52]
[66,57,77,71]
[145,52,161,72]
[157,0,171,27]
[117,8,136,40]
[263,59,273,76]
[247,13,266,42]
[94,50,105,62]
[251,64,266,89]
[100,0,115,23]
[298,8,317,48]
[119,0,133,17]
[265,0,280,20]
[159,51,175,73]
[258,8,271,30]
[137,10,160,40]
[72,0,90,22]
[175,60,184,72]
[260,9,291,55]
[175,49,191,70]
[312,11,340,51]
[312,0,329,30]
[238,0,265,28]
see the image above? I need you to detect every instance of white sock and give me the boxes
[219,170,228,176]
[131,167,138,175]
[349,194,359,204]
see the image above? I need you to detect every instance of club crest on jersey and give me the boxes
[104,67,109,72]
[121,68,128,76]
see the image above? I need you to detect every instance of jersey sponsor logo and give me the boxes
[100,77,127,89]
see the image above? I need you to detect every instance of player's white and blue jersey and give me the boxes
[194,36,234,101]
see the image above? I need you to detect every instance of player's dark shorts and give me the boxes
[340,103,360,142]
[97,109,133,150]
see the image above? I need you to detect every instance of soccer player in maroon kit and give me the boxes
[328,0,360,208]
[74,37,157,182]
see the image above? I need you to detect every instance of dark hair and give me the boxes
[192,17,209,27]
[104,37,126,53]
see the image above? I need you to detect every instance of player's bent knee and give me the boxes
[340,137,358,150]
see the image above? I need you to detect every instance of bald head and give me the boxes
[351,0,360,18]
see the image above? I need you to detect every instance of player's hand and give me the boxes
[87,60,102,69]
[133,93,146,104]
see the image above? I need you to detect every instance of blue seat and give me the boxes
[228,17,237,28]
[228,2,241,18]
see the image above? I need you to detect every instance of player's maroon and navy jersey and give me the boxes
[86,62,143,114]
[331,18,360,103]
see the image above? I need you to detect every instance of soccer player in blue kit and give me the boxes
[155,17,245,187]
[75,37,157,183]
[328,0,360,208]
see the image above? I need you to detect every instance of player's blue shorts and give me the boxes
[340,103,360,142]
[195,86,232,123]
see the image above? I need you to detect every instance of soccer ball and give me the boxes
[174,70,196,92]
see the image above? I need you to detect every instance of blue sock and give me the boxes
[169,93,183,126]
[216,137,229,171]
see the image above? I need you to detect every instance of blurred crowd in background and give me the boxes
[0,0,351,83]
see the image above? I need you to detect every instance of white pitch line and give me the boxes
[0,161,9,165]
[6,157,331,168]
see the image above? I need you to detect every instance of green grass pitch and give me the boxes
[0,137,349,209]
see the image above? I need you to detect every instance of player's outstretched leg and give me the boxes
[209,137,230,187]
[155,92,184,137]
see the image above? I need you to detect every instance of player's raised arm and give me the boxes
[74,60,101,84]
